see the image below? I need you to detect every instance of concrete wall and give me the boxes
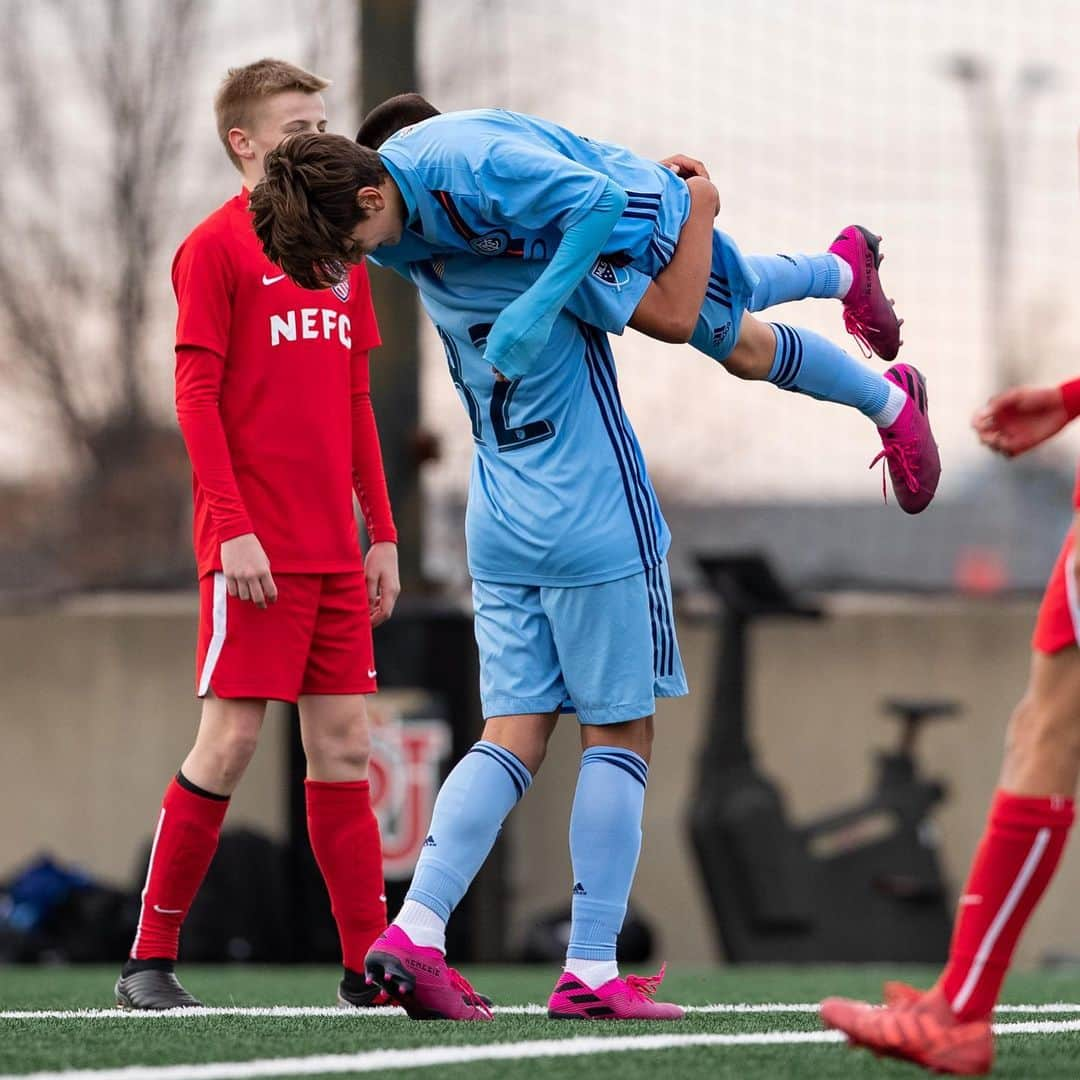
[3,593,1076,968]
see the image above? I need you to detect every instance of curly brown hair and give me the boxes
[249,132,388,290]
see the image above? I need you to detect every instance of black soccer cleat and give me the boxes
[337,977,391,1009]
[115,970,202,1010]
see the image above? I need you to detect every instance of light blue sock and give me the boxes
[566,747,648,962]
[404,741,531,922]
[767,323,901,424]
[746,252,848,312]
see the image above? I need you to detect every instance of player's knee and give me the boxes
[214,727,260,784]
[1005,693,1080,773]
[306,716,372,773]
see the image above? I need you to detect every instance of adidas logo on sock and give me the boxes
[422,835,437,848]
[572,882,587,896]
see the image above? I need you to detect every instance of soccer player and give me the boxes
[358,174,722,1022]
[818,396,1080,1071]
[250,104,940,513]
[115,59,400,1010]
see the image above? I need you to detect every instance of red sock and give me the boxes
[130,774,229,960]
[940,789,1074,1021]
[305,778,387,971]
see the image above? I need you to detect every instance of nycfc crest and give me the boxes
[469,230,509,256]
[332,279,351,303]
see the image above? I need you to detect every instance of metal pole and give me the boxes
[360,0,424,587]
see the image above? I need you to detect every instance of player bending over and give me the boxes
[353,170,723,1022]
[818,135,1080,1075]
[115,59,399,1011]
[251,100,940,513]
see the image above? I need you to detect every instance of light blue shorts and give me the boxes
[472,561,688,725]
[689,228,758,364]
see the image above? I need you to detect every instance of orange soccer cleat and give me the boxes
[820,984,994,1076]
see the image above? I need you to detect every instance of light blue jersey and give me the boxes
[375,109,691,280]
[411,254,668,588]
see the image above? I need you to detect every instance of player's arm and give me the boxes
[971,377,1080,457]
[172,233,276,607]
[348,267,400,627]
[627,175,719,343]
[478,140,628,379]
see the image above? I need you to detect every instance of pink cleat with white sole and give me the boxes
[547,964,685,1021]
[363,925,492,1021]
[829,225,904,361]
[873,364,941,514]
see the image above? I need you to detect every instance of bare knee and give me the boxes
[1002,693,1080,793]
[186,699,264,793]
[482,713,558,776]
[582,716,654,764]
[723,317,775,381]
[300,698,372,779]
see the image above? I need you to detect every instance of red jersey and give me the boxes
[173,190,396,577]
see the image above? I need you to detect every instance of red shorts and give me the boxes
[196,571,377,701]
[1032,532,1080,655]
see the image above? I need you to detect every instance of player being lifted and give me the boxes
[115,59,399,1010]
[332,114,724,1022]
[250,98,940,513]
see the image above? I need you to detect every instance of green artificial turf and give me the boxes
[1,965,1079,1079]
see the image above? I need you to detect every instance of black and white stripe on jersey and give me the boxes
[583,328,674,679]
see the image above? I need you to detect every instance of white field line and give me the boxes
[4,1020,1080,1080]
[4,1001,1080,1020]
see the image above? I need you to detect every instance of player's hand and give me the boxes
[660,153,710,180]
[365,541,401,627]
[220,533,278,608]
[971,385,1069,458]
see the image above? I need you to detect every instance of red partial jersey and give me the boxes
[173,189,395,577]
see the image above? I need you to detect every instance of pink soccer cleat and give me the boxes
[829,225,904,361]
[872,364,940,514]
[547,963,685,1021]
[363,925,492,1021]
[821,984,993,1075]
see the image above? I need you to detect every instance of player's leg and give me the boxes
[698,298,939,514]
[543,562,684,1020]
[117,571,314,1009]
[297,571,390,1008]
[367,580,564,1019]
[117,694,265,1009]
[821,535,1080,1074]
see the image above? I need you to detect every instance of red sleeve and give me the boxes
[172,226,234,358]
[175,346,254,543]
[349,261,382,351]
[351,348,398,544]
[1061,377,1080,421]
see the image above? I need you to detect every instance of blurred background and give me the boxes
[1,0,1079,973]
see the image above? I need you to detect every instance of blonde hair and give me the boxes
[214,58,331,170]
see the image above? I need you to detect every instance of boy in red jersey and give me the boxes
[819,137,1080,1075]
[115,59,400,1010]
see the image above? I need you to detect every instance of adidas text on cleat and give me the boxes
[872,364,940,514]
[829,225,904,361]
[115,969,202,1010]
[821,984,993,1075]
[364,925,492,1021]
[547,963,685,1021]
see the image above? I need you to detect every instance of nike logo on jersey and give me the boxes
[153,905,184,915]
[367,668,378,679]
[262,273,286,286]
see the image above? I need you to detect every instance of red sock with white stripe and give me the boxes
[305,779,387,972]
[940,789,1074,1021]
[129,772,230,961]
